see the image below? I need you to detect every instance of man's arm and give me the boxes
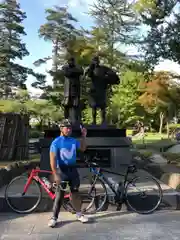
[50,151,57,175]
[49,142,61,184]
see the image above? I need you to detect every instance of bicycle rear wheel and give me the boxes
[5,175,42,214]
[125,176,162,214]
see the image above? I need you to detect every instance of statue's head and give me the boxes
[92,55,100,66]
[67,56,75,67]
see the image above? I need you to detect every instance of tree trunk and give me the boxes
[159,112,164,134]
[52,37,59,81]
[166,121,170,138]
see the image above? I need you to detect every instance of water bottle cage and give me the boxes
[53,181,71,192]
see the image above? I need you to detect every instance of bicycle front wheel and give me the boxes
[125,176,162,214]
[5,175,42,214]
[81,176,108,214]
[63,176,108,214]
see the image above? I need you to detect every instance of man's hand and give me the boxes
[54,173,61,185]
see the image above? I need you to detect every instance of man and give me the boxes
[61,57,83,124]
[48,119,89,228]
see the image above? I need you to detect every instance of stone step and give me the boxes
[0,192,174,213]
[0,168,179,212]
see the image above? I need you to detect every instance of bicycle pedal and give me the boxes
[116,204,122,211]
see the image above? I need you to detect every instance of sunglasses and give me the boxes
[61,125,72,128]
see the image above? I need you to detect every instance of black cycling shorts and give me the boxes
[59,167,80,191]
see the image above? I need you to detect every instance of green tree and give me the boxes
[135,0,179,68]
[34,6,81,73]
[89,0,140,67]
[0,0,45,98]
[109,70,145,127]
[0,98,29,114]
[32,6,84,107]
[138,71,180,134]
[0,0,29,93]
[28,99,63,129]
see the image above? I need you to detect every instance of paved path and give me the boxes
[0,210,179,239]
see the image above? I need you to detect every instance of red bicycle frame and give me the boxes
[23,168,71,200]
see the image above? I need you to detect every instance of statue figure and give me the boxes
[61,57,83,124]
[85,56,120,125]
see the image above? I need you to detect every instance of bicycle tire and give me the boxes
[125,176,163,214]
[63,176,108,214]
[5,175,42,214]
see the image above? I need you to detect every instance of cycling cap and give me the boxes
[59,119,72,128]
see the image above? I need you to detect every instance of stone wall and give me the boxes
[132,151,180,191]
[0,160,39,188]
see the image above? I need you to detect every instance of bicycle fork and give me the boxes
[22,174,34,196]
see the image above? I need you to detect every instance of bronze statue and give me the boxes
[85,56,120,125]
[61,57,83,124]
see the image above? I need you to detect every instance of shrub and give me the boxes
[29,129,43,138]
[169,124,180,132]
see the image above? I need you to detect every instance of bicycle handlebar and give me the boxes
[84,155,100,168]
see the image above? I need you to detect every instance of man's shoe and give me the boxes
[48,218,57,228]
[76,215,89,223]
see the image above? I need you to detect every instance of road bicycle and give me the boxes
[4,165,96,214]
[64,158,163,215]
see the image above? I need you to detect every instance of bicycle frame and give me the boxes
[90,166,133,202]
[23,168,71,201]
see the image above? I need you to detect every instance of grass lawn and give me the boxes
[132,133,167,144]
[130,132,176,151]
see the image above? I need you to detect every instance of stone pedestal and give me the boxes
[39,125,132,174]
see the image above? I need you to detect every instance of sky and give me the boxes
[17,0,94,95]
[17,0,180,95]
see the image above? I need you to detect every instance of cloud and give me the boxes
[155,60,180,75]
[37,0,61,8]
[68,0,89,7]
[37,0,92,18]
[38,0,90,8]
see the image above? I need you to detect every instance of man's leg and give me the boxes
[48,185,65,227]
[71,190,81,212]
[70,169,89,223]
[48,172,67,228]
[53,185,65,219]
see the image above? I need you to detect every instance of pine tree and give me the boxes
[33,6,82,105]
[136,0,178,69]
[89,0,140,68]
[0,0,31,97]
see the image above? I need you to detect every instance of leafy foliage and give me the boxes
[0,0,29,89]
[2,0,180,131]
[0,0,45,97]
[109,70,145,127]
[136,0,179,68]
[138,71,180,132]
[89,0,140,67]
